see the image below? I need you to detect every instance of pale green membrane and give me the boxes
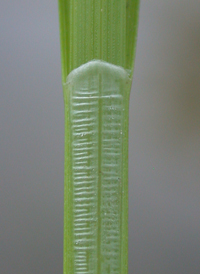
[64,60,130,274]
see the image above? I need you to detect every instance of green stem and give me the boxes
[58,1,140,273]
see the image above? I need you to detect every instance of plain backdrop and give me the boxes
[1,1,200,273]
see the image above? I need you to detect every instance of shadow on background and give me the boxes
[154,13,200,150]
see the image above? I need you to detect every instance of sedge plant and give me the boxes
[58,0,140,273]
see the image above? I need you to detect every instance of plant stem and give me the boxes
[58,1,139,273]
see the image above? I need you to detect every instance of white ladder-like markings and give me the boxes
[67,60,129,274]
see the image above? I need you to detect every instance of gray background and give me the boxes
[1,0,200,273]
